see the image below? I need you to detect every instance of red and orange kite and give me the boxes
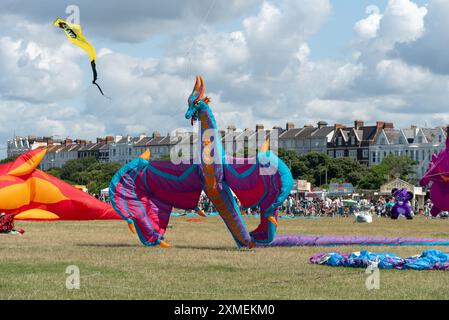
[0,148,120,221]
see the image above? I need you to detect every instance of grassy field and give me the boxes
[1,215,449,300]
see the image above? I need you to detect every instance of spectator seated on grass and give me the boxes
[0,213,24,235]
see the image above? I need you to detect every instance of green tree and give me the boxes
[44,157,122,195]
[278,150,369,187]
[327,157,368,186]
[0,155,19,164]
[278,149,302,179]
[378,155,416,181]
[60,157,97,183]
[359,155,417,190]
[46,167,63,179]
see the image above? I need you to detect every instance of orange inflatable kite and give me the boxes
[0,148,120,221]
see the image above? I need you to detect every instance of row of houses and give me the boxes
[279,120,448,180]
[7,120,449,180]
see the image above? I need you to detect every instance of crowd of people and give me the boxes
[97,190,440,218]
[196,193,438,218]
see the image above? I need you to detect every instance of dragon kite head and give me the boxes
[185,75,210,126]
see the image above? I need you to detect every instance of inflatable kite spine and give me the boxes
[256,235,449,247]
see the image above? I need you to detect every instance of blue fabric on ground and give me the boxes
[311,249,449,270]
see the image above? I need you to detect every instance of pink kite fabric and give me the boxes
[256,235,449,247]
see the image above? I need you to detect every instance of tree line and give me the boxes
[1,149,417,193]
[278,149,417,190]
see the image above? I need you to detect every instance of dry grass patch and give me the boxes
[1,216,449,299]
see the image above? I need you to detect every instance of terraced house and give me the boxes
[327,121,393,166]
[279,121,334,156]
[370,125,448,181]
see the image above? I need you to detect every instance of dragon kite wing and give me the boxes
[53,18,107,97]
[224,150,294,243]
[110,155,203,246]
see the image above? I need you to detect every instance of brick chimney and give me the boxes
[64,138,73,146]
[317,121,328,129]
[354,120,364,130]
[384,122,394,129]
[334,124,346,129]
[75,139,87,146]
[256,124,264,132]
[106,136,114,144]
[43,136,53,146]
[227,125,236,133]
[152,131,161,139]
[376,121,385,129]
[286,122,295,130]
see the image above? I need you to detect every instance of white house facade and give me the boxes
[369,126,447,180]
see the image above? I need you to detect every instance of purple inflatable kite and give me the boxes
[391,188,413,220]
[420,137,449,217]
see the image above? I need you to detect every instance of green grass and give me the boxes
[1,215,449,299]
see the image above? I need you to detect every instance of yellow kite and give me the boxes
[54,18,107,97]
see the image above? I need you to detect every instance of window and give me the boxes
[349,150,357,159]
[336,150,345,158]
[363,149,369,158]
[418,136,423,143]
[439,135,443,143]
[337,137,343,146]
[350,136,355,145]
[372,152,376,163]
[398,137,403,144]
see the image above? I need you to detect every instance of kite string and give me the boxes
[185,0,217,78]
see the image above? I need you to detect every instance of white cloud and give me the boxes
[2,0,449,159]
[0,36,83,103]
[398,0,449,74]
[378,0,427,44]
[354,6,383,39]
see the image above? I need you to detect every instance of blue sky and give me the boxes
[0,0,448,159]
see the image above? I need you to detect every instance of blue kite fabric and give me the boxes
[310,249,449,270]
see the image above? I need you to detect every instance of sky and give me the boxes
[0,0,448,159]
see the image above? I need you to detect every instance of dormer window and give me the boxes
[337,137,342,146]
[350,136,355,145]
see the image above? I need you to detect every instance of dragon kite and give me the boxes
[0,148,120,221]
[109,76,294,248]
